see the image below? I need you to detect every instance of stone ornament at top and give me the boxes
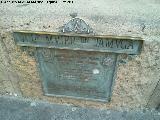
[59,13,93,34]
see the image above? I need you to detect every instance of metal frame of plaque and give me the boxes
[13,14,143,102]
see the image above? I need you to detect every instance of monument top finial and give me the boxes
[70,12,77,18]
[59,13,93,34]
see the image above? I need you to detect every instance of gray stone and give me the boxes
[0,96,160,120]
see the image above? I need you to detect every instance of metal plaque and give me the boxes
[13,31,143,55]
[13,31,143,102]
[37,48,117,101]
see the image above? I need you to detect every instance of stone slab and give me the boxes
[0,96,160,120]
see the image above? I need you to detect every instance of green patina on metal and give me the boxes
[13,30,143,102]
[13,31,143,54]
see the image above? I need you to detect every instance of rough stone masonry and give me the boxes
[0,0,160,110]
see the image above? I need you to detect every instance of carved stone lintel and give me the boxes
[59,13,93,34]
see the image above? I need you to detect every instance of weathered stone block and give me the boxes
[0,0,160,110]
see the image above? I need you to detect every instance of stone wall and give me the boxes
[0,0,160,109]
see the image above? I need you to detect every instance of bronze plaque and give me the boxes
[13,31,143,102]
